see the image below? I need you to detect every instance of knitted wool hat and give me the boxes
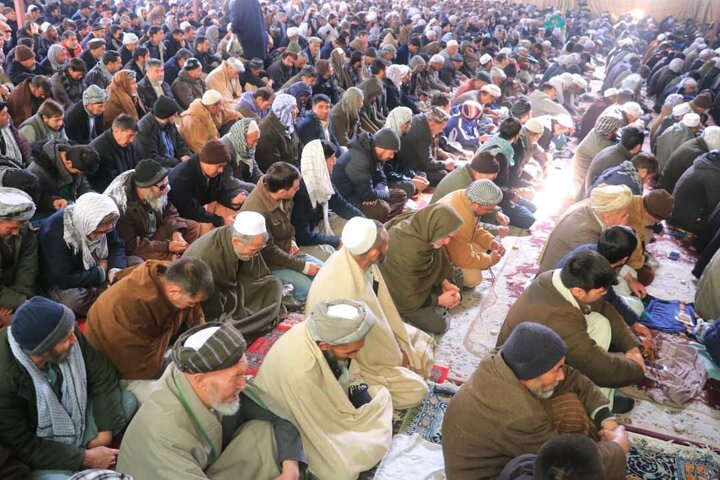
[470,151,499,174]
[134,159,168,188]
[373,128,401,150]
[466,179,502,205]
[643,189,674,220]
[15,45,35,62]
[153,95,181,119]
[199,139,231,165]
[501,322,567,380]
[11,297,75,355]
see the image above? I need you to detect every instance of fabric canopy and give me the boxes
[519,0,719,23]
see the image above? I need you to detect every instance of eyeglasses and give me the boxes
[153,182,169,191]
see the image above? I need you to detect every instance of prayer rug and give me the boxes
[398,385,457,444]
[245,313,303,377]
[627,432,720,479]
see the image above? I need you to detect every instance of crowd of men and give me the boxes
[0,0,719,479]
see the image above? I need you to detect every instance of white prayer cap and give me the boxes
[620,102,643,118]
[524,118,544,134]
[554,114,573,129]
[227,57,245,73]
[247,120,260,135]
[499,47,512,55]
[571,74,588,89]
[180,21,192,30]
[603,88,618,98]
[123,32,139,45]
[479,53,493,65]
[672,102,692,117]
[40,22,52,33]
[429,54,444,65]
[657,33,666,42]
[480,84,502,98]
[307,299,376,345]
[702,126,720,150]
[287,27,299,37]
[342,217,378,255]
[184,326,220,350]
[233,211,266,236]
[668,58,684,73]
[682,113,701,128]
[367,11,377,22]
[447,40,458,48]
[201,89,223,106]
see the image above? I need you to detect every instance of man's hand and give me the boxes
[631,322,654,357]
[600,424,630,453]
[305,262,320,276]
[441,279,459,293]
[495,212,510,226]
[169,240,188,254]
[489,250,503,266]
[496,225,510,237]
[180,155,191,162]
[98,259,109,271]
[625,347,646,371]
[438,290,461,309]
[444,160,456,171]
[86,431,112,449]
[411,175,430,193]
[489,239,505,256]
[274,460,301,480]
[53,198,68,210]
[626,276,647,298]
[224,215,235,226]
[82,446,119,469]
[231,192,247,208]
[290,240,300,256]
[0,308,13,328]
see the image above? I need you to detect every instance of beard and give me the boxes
[530,381,560,400]
[47,349,72,364]
[141,191,168,214]
[208,385,241,416]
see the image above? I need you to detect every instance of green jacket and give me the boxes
[0,327,127,470]
[0,226,38,310]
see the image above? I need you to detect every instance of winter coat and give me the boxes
[589,161,643,195]
[396,114,446,177]
[64,100,105,145]
[659,136,708,193]
[50,68,85,108]
[655,122,695,172]
[134,113,191,168]
[7,79,46,126]
[329,100,359,148]
[171,69,205,110]
[18,114,68,144]
[297,111,341,151]
[332,132,390,206]
[136,78,173,112]
[671,151,720,234]
[205,62,243,110]
[537,202,604,273]
[0,225,38,309]
[584,143,633,196]
[88,130,139,192]
[255,111,300,171]
[178,98,241,153]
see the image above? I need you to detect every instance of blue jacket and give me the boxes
[290,180,363,247]
[444,114,481,150]
[590,161,643,195]
[38,209,128,290]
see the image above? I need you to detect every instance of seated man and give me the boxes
[88,114,139,192]
[168,140,245,229]
[135,96,191,167]
[85,257,210,403]
[395,107,455,186]
[106,159,200,261]
[292,140,363,261]
[332,128,408,222]
[498,251,646,413]
[538,184,633,273]
[255,299,393,480]
[27,142,99,219]
[205,57,245,111]
[241,162,323,303]
[379,203,463,334]
[135,59,173,110]
[38,192,128,315]
[0,188,38,327]
[297,94,341,150]
[438,180,506,288]
[183,211,284,339]
[443,322,628,480]
[588,152,659,196]
[0,101,32,169]
[696,247,720,321]
[117,322,307,479]
[0,296,137,478]
[583,126,645,196]
[64,85,107,145]
[179,89,242,153]
[306,217,434,409]
[50,58,87,108]
[18,98,68,143]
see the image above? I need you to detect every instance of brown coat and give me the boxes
[179,98,242,153]
[538,202,604,273]
[7,80,44,126]
[626,195,648,270]
[240,175,304,272]
[497,272,644,388]
[442,351,627,480]
[438,189,495,269]
[85,261,205,380]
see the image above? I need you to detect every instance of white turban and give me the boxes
[590,184,633,213]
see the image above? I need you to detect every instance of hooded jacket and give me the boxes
[670,151,720,233]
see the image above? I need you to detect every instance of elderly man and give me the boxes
[171,57,205,109]
[206,57,245,111]
[38,192,127,315]
[85,257,211,402]
[169,140,245,229]
[136,58,173,109]
[65,85,107,144]
[241,162,323,303]
[135,96,191,167]
[538,184,633,273]
[88,114,139,192]
[0,102,31,169]
[0,296,136,478]
[572,115,621,199]
[105,158,200,261]
[443,322,629,480]
[117,322,307,479]
[0,188,38,327]
[179,89,242,153]
[255,300,393,480]
[333,128,408,222]
[183,211,284,339]
[306,217,434,409]
[499,251,646,413]
[438,180,506,288]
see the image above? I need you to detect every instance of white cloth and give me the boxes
[384,107,413,136]
[373,434,446,479]
[300,140,335,234]
[63,193,119,270]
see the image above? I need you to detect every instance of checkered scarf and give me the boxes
[63,193,119,270]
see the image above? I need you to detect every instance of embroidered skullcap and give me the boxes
[342,217,378,255]
[234,211,266,236]
[502,322,567,380]
[461,101,483,119]
[524,118,544,134]
[427,106,450,124]
[122,32,139,45]
[681,113,701,127]
[173,322,247,373]
[429,54,444,65]
[201,89,223,106]
[466,179,502,205]
[589,184,633,212]
[620,102,643,118]
[11,297,75,355]
[594,115,620,136]
[307,300,376,345]
[603,88,618,98]
[672,103,691,117]
[0,187,35,221]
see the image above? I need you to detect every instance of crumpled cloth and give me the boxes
[373,434,446,480]
[646,335,707,407]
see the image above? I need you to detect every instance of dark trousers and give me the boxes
[359,188,407,222]
[502,198,537,229]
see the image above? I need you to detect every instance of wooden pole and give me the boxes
[193,0,199,23]
[14,0,25,27]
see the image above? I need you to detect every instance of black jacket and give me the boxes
[50,68,84,108]
[65,100,105,145]
[670,151,720,234]
[396,114,446,176]
[120,45,134,66]
[332,132,391,206]
[122,59,145,81]
[297,112,341,151]
[136,77,173,111]
[163,56,182,85]
[79,49,99,70]
[6,60,35,85]
[83,63,111,90]
[168,154,238,227]
[135,113,190,168]
[312,76,341,105]
[255,112,301,172]
[88,130,139,192]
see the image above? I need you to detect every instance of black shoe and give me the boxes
[611,392,635,414]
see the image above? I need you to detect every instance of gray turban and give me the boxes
[173,322,247,373]
[83,85,109,105]
[0,187,36,221]
[307,300,376,345]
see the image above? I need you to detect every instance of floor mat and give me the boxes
[245,313,303,377]
[398,386,457,444]
[627,432,720,480]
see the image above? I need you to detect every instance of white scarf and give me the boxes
[300,140,335,234]
[63,193,119,270]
